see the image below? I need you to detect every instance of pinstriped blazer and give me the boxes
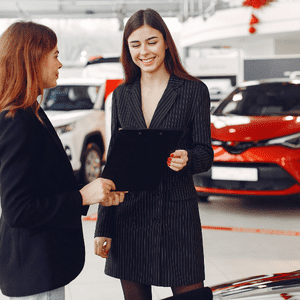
[95,74,214,286]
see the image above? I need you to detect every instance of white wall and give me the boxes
[181,1,300,57]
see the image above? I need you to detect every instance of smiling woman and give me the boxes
[94,8,214,300]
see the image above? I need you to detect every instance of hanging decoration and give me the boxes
[243,0,274,9]
[248,26,256,34]
[242,0,276,34]
[249,14,259,25]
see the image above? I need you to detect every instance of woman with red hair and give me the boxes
[0,21,124,299]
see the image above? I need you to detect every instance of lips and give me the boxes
[141,57,155,64]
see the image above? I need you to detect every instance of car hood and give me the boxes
[211,270,300,299]
[211,115,300,142]
[45,110,93,127]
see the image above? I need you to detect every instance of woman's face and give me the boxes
[41,45,63,89]
[127,25,168,75]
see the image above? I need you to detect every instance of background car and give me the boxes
[211,269,300,299]
[201,78,234,111]
[43,78,107,184]
[193,78,300,201]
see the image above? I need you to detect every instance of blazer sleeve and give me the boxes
[94,88,120,238]
[184,81,214,175]
[0,110,84,230]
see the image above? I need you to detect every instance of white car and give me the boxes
[43,78,107,184]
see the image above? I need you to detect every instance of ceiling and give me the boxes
[0,0,213,21]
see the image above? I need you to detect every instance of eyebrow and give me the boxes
[129,36,158,44]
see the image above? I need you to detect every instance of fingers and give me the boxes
[103,178,116,191]
[100,191,127,207]
[94,237,112,258]
[111,191,126,205]
[100,178,116,193]
[167,150,188,172]
[80,178,122,206]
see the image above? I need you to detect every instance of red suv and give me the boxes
[194,78,300,201]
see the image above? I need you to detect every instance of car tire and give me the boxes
[81,142,102,184]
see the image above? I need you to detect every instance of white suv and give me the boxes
[43,78,107,184]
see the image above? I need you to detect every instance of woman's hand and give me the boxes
[167,149,188,172]
[94,237,112,258]
[101,191,126,207]
[80,178,125,206]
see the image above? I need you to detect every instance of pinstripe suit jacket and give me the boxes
[95,74,214,286]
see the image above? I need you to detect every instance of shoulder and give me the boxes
[171,75,208,91]
[174,77,209,100]
[113,83,128,97]
[182,77,209,91]
[0,109,39,138]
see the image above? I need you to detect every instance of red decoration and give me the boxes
[249,14,259,25]
[243,0,276,34]
[249,26,256,34]
[243,0,269,9]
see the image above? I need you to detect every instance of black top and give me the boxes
[0,108,88,297]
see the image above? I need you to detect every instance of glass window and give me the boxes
[43,85,101,111]
[214,82,300,116]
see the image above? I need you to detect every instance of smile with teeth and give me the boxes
[141,57,155,63]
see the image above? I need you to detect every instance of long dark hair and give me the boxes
[120,8,198,84]
[0,21,57,119]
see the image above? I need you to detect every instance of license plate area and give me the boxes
[211,166,258,181]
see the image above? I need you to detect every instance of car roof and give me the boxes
[86,56,120,66]
[56,77,105,85]
[239,77,300,87]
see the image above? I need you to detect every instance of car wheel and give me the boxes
[198,195,209,202]
[82,142,102,184]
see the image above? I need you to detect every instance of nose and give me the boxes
[59,60,63,69]
[140,43,149,55]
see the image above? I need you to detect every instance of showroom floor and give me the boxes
[1,195,300,300]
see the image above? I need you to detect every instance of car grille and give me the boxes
[193,163,297,191]
[223,142,259,154]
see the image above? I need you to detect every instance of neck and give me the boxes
[140,68,170,87]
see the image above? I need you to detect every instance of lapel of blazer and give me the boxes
[127,78,147,128]
[38,108,69,158]
[150,75,184,129]
[126,75,185,129]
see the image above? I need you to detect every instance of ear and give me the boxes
[165,41,168,50]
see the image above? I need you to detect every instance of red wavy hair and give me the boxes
[0,21,57,119]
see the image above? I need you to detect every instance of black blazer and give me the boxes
[96,74,214,237]
[94,75,214,286]
[0,108,88,297]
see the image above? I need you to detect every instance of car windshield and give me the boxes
[43,85,100,111]
[213,82,300,116]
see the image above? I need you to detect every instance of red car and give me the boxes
[194,78,300,201]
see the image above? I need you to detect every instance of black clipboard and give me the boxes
[101,129,183,191]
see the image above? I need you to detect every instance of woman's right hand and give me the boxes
[94,237,112,258]
[80,178,125,206]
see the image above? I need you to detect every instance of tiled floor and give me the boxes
[1,196,300,299]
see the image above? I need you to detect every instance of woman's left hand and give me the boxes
[167,149,188,172]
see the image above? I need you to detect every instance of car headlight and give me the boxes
[266,132,300,148]
[211,139,223,146]
[55,123,75,135]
